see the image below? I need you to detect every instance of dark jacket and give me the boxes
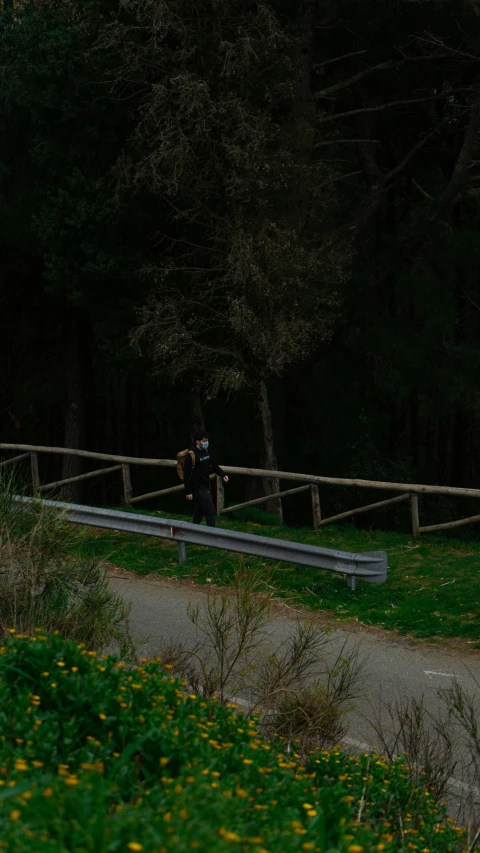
[184,446,225,495]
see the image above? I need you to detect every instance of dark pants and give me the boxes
[192,488,216,527]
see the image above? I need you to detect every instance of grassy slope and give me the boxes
[73,507,480,645]
[0,632,470,853]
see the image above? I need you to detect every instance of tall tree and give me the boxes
[104,0,345,516]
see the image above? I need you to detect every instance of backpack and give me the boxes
[176,449,196,481]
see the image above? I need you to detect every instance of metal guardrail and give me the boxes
[20,496,388,590]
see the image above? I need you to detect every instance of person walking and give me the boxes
[184,431,229,526]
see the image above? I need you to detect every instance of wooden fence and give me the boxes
[2,442,480,536]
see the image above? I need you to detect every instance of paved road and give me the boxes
[107,572,480,734]
[108,571,480,817]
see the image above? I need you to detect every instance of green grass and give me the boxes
[0,631,471,852]
[72,507,480,645]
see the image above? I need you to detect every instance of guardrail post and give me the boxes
[311,485,321,530]
[216,475,225,516]
[122,464,133,505]
[30,453,40,493]
[347,576,356,591]
[410,493,420,538]
[177,542,187,564]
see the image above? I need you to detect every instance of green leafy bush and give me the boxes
[0,633,471,852]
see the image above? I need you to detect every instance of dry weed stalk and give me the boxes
[154,558,365,752]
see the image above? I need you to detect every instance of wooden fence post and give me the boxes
[30,453,40,493]
[410,493,420,538]
[216,475,225,516]
[122,464,133,505]
[311,485,321,531]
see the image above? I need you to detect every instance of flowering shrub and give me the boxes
[0,632,471,852]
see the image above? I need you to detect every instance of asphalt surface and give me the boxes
[108,571,480,818]
[107,572,480,732]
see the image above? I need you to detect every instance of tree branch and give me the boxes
[315,54,452,100]
[439,98,480,206]
[314,138,381,147]
[317,93,448,125]
[314,49,366,69]
[461,288,480,313]
[385,117,450,184]
[419,31,480,63]
[412,178,433,200]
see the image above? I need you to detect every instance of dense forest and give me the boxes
[2,0,480,524]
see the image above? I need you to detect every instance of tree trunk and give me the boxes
[189,385,205,436]
[61,322,86,502]
[256,380,283,521]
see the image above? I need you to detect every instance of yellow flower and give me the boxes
[163,812,171,822]
[43,788,53,798]
[159,757,169,766]
[179,809,188,819]
[50,683,57,689]
[302,845,314,851]
[127,845,143,852]
[65,776,79,787]
[71,667,78,672]
[302,803,313,810]
[98,713,107,721]
[10,810,21,821]
[307,809,317,818]
[235,787,248,798]
[56,661,65,668]
[218,829,241,842]
[344,795,355,803]
[348,846,364,853]
[243,759,253,765]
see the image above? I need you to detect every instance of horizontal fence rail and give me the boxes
[18,496,388,590]
[2,442,480,536]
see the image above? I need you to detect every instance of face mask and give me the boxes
[200,441,209,450]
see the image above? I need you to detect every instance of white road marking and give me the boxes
[424,670,459,678]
